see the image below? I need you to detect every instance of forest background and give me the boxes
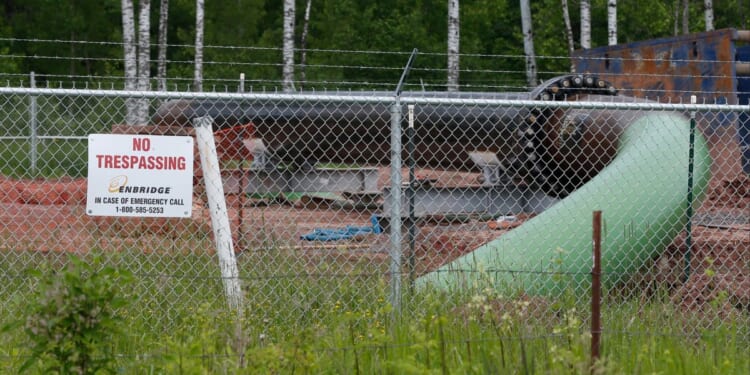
[0,0,748,92]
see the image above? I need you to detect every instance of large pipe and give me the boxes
[152,93,530,171]
[417,109,712,294]
[151,75,620,197]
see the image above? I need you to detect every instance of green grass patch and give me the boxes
[0,249,747,374]
[0,139,88,178]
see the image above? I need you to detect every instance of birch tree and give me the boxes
[121,0,138,125]
[704,0,714,31]
[561,0,575,71]
[447,0,460,92]
[194,0,204,92]
[682,0,690,34]
[580,0,591,49]
[157,0,169,92]
[299,0,312,89]
[137,0,151,122]
[607,0,617,45]
[282,0,295,92]
[520,0,537,88]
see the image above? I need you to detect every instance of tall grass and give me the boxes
[0,249,747,374]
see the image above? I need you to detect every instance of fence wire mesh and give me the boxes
[0,85,748,368]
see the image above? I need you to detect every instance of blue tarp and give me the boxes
[300,215,383,241]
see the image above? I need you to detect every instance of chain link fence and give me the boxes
[0,84,748,360]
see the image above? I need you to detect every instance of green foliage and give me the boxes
[0,139,88,178]
[150,303,239,373]
[0,94,141,178]
[0,250,747,373]
[14,255,133,374]
[4,0,122,78]
[1,0,747,91]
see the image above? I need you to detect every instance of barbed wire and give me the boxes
[0,78,741,103]
[0,36,744,97]
[0,37,743,65]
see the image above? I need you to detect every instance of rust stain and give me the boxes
[573,28,740,104]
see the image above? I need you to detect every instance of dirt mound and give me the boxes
[705,175,750,210]
[0,176,87,205]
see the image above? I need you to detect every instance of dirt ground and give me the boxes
[0,166,747,316]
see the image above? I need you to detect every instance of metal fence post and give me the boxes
[406,104,417,287]
[591,210,602,372]
[684,96,697,281]
[389,100,403,313]
[29,71,38,176]
[387,48,416,315]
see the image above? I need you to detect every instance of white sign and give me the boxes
[86,134,194,218]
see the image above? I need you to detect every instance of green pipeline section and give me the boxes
[417,113,712,295]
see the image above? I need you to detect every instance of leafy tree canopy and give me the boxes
[0,0,746,90]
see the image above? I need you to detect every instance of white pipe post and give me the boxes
[194,116,243,311]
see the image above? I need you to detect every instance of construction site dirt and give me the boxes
[0,164,747,317]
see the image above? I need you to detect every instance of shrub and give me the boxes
[18,255,132,374]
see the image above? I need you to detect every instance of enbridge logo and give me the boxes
[106,174,173,194]
[108,175,128,193]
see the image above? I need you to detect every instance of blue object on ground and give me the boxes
[300,214,382,241]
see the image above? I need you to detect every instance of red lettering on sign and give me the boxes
[95,154,187,170]
[132,138,151,152]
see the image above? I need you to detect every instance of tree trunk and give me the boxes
[673,0,679,35]
[520,0,536,89]
[157,0,169,92]
[607,0,617,45]
[282,0,295,92]
[299,0,312,89]
[682,0,689,34]
[121,0,138,125]
[137,0,151,123]
[580,0,591,49]
[704,0,714,31]
[561,0,575,72]
[194,0,204,92]
[447,0,460,92]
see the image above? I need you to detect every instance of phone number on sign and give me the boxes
[115,206,165,214]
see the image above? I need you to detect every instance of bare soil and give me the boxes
[0,170,747,315]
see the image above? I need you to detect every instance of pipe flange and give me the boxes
[531,74,618,101]
[507,108,548,187]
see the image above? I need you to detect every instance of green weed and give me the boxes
[3,254,132,374]
[0,250,747,374]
